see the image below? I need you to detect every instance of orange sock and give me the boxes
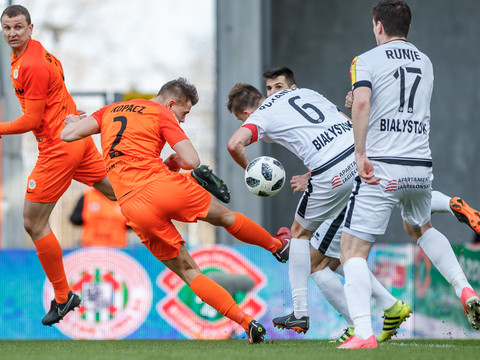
[190,274,253,331]
[226,212,281,253]
[34,232,71,303]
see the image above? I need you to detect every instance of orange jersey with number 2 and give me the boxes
[92,99,211,260]
[92,99,189,199]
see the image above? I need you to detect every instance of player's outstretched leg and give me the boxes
[272,312,309,334]
[450,197,480,235]
[460,287,480,330]
[189,273,266,343]
[42,291,81,326]
[377,300,412,342]
[225,213,291,263]
[191,165,231,203]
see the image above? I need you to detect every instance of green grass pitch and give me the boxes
[1,339,480,360]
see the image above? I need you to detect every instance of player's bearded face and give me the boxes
[1,15,33,54]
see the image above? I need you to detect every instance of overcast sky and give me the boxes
[1,0,215,93]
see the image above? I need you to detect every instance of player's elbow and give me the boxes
[353,97,370,112]
[183,154,201,170]
[227,138,242,157]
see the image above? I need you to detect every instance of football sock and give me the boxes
[417,227,471,297]
[311,267,353,326]
[344,257,374,339]
[369,269,397,310]
[34,232,70,303]
[289,238,311,318]
[190,274,253,330]
[226,212,280,253]
[431,190,454,215]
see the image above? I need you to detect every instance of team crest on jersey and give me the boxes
[28,179,36,190]
[43,248,152,339]
[13,69,18,79]
[156,245,267,339]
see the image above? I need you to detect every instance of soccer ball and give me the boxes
[244,156,286,197]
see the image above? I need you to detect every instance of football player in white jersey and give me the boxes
[264,66,480,343]
[262,66,410,343]
[227,83,358,339]
[338,0,480,349]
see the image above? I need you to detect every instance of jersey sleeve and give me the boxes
[22,61,50,100]
[242,123,258,143]
[350,56,372,90]
[91,106,108,127]
[160,112,189,147]
[244,113,268,142]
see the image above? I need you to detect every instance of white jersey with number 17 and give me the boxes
[351,40,433,167]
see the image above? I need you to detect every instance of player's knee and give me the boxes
[23,216,40,238]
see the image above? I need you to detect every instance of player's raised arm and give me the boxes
[171,139,201,170]
[61,114,99,142]
[227,126,253,169]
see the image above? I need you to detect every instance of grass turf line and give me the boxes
[0,339,479,360]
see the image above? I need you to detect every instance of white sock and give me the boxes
[417,227,471,297]
[289,238,311,318]
[311,267,353,326]
[431,190,453,215]
[369,269,397,311]
[343,257,373,339]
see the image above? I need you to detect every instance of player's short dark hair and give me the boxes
[372,0,411,38]
[158,77,199,106]
[227,83,263,115]
[262,66,296,87]
[1,5,31,25]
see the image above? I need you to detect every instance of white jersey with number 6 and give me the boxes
[351,40,433,167]
[244,88,354,173]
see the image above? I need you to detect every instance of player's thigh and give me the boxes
[73,137,108,186]
[343,172,398,235]
[399,166,433,229]
[92,176,116,200]
[310,207,346,260]
[130,176,211,222]
[25,144,85,203]
[120,190,185,261]
[295,158,355,232]
[201,196,236,227]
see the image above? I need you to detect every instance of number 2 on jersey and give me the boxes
[108,116,127,159]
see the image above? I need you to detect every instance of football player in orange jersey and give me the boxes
[61,78,290,343]
[0,4,117,326]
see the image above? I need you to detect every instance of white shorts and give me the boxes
[295,155,356,232]
[309,208,344,259]
[343,161,433,237]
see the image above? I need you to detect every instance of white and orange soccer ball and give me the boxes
[244,156,286,197]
